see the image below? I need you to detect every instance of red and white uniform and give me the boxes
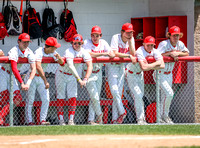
[127,46,163,121]
[56,46,91,99]
[83,39,111,122]
[154,39,189,118]
[25,47,58,123]
[106,33,135,121]
[0,45,35,95]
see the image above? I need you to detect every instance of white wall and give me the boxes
[0,0,149,56]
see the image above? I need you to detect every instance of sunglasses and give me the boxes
[73,42,82,45]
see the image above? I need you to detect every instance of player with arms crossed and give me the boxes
[83,26,115,125]
[107,23,136,124]
[56,34,92,125]
[0,33,36,126]
[25,37,64,125]
[127,36,165,125]
[155,26,189,123]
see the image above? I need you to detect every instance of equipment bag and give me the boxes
[23,0,42,39]
[42,0,64,40]
[60,0,77,42]
[0,13,8,40]
[3,0,22,36]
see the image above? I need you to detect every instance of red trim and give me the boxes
[59,70,72,75]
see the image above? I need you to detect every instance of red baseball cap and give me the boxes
[18,33,31,41]
[91,26,102,34]
[169,26,181,35]
[72,34,83,42]
[144,36,156,45]
[45,37,61,48]
[122,23,134,32]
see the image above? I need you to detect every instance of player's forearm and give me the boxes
[152,59,165,70]
[115,52,130,58]
[128,41,136,56]
[177,51,189,57]
[36,64,47,83]
[90,52,107,58]
[29,63,36,80]
[0,51,4,56]
[84,61,93,79]
[67,60,81,80]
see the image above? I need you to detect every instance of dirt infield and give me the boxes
[0,135,200,148]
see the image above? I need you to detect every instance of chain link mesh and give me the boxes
[0,61,195,126]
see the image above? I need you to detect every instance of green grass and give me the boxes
[0,124,200,135]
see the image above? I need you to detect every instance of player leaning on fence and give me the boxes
[127,36,165,125]
[106,23,137,124]
[83,26,115,125]
[0,33,36,126]
[153,26,189,124]
[55,34,92,125]
[25,37,64,126]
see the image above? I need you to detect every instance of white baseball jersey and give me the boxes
[111,33,135,54]
[83,39,111,71]
[58,46,92,75]
[127,46,163,72]
[35,47,58,74]
[157,39,189,72]
[2,45,35,70]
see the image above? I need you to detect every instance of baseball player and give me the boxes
[83,26,115,125]
[106,23,136,124]
[56,34,92,125]
[127,36,165,125]
[0,33,36,126]
[25,37,64,125]
[154,26,189,123]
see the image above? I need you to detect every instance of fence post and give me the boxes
[156,70,161,123]
[9,64,14,126]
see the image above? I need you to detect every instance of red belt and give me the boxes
[84,69,100,73]
[128,70,141,75]
[35,73,40,76]
[1,67,10,74]
[59,70,72,75]
[111,63,120,65]
[164,71,171,75]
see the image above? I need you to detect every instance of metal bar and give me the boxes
[9,64,14,126]
[156,70,161,123]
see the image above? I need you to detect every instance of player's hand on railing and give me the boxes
[129,55,137,64]
[108,51,115,58]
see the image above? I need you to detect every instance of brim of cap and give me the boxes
[54,43,61,48]
[171,32,181,35]
[72,40,83,43]
[21,39,32,42]
[144,42,156,45]
[91,31,102,34]
[125,30,135,32]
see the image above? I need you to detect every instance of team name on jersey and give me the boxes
[118,47,129,53]
[91,49,105,53]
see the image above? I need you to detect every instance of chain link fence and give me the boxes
[0,57,196,126]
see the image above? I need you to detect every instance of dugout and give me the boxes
[0,0,197,124]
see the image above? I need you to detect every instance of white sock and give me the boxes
[59,115,64,121]
[70,115,74,121]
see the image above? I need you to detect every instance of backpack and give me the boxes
[42,2,65,40]
[60,0,77,42]
[23,0,43,39]
[3,1,22,35]
[0,13,8,40]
